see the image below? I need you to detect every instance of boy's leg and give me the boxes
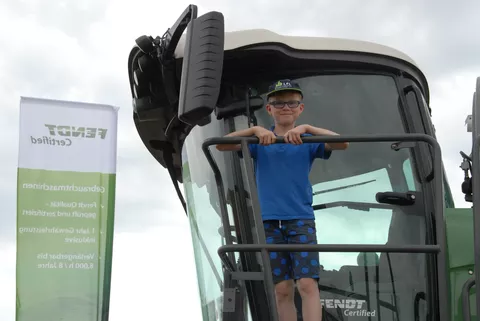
[264,220,297,321]
[285,219,322,321]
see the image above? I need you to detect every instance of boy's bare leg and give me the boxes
[297,278,322,321]
[275,280,297,321]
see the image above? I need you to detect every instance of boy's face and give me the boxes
[266,91,304,126]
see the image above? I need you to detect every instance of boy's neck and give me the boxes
[273,123,295,136]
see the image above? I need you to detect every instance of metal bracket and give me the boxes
[223,288,237,313]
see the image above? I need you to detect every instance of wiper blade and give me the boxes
[313,179,376,196]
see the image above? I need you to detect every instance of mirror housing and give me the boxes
[178,11,225,126]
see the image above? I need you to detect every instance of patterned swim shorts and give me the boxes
[263,219,320,284]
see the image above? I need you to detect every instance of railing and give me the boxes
[461,276,476,321]
[202,133,447,321]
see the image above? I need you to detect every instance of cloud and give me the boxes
[0,243,15,319]
[108,226,202,321]
[3,0,108,44]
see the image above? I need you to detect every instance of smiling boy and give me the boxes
[216,79,348,321]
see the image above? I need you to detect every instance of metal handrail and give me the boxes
[202,133,447,321]
[218,244,441,271]
[461,276,476,321]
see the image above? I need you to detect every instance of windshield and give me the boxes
[182,72,432,320]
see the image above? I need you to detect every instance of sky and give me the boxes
[1,0,479,320]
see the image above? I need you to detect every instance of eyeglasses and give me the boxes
[268,100,302,109]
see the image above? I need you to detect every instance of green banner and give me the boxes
[16,97,119,321]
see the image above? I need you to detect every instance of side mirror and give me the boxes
[177,11,225,126]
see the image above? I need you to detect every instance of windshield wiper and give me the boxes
[313,192,416,212]
[313,179,376,196]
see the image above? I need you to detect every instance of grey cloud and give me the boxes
[0,91,20,243]
[0,185,16,243]
[0,9,92,104]
[3,0,108,45]
[5,51,81,100]
[114,151,187,231]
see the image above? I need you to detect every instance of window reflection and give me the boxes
[312,168,393,270]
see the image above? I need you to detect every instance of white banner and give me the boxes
[16,96,119,321]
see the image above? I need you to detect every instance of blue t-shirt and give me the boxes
[241,128,331,221]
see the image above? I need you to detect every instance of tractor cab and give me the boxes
[128,5,455,321]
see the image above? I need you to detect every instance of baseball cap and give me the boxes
[266,79,303,98]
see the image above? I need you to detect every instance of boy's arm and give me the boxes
[215,127,258,151]
[303,125,349,150]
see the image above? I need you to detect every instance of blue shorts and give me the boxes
[263,219,320,284]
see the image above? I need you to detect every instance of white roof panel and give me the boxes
[174,28,419,68]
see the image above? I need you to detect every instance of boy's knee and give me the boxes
[275,280,295,301]
[297,278,319,297]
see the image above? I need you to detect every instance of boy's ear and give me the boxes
[266,104,272,115]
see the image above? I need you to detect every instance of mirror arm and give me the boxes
[158,5,199,107]
[160,5,198,61]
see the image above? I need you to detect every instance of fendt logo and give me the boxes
[30,124,108,147]
[321,299,376,317]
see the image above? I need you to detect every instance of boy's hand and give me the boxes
[253,126,276,145]
[284,125,309,145]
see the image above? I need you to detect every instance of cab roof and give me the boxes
[174,28,420,69]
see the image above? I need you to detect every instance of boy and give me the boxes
[216,79,349,321]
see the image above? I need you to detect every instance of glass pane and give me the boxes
[182,122,243,321]
[312,167,393,269]
[403,159,417,191]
